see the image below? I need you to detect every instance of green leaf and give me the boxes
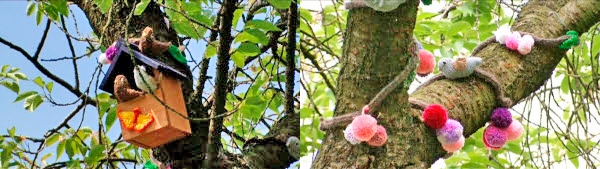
[13,73,27,80]
[8,127,16,138]
[234,29,269,45]
[94,0,113,14]
[51,0,69,16]
[105,108,117,131]
[24,94,44,112]
[46,133,60,146]
[134,0,151,15]
[41,153,52,164]
[204,44,217,59]
[56,139,65,160]
[231,52,246,68]
[65,139,75,159]
[268,0,291,9]
[14,91,36,103]
[42,3,60,21]
[446,21,471,36]
[36,6,43,25]
[232,8,244,28]
[236,42,261,56]
[245,20,282,31]
[0,81,19,93]
[45,82,54,92]
[85,145,105,164]
[1,65,8,73]
[26,2,36,16]
[33,77,44,88]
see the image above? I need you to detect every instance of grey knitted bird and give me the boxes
[437,57,483,79]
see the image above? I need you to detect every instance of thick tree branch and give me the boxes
[285,2,298,115]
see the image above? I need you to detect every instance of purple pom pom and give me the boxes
[105,45,117,61]
[483,125,508,149]
[490,108,512,128]
[436,119,464,144]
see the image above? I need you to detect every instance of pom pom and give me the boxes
[436,119,463,144]
[366,125,388,147]
[518,35,535,55]
[504,120,524,141]
[483,125,508,150]
[350,114,378,141]
[362,105,370,114]
[490,108,512,128]
[343,124,362,145]
[505,32,521,50]
[442,136,465,153]
[494,26,512,44]
[105,45,117,61]
[98,53,111,64]
[422,104,448,129]
[417,49,436,77]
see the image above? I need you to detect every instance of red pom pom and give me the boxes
[417,49,436,76]
[422,104,448,129]
[350,114,378,141]
[366,125,388,147]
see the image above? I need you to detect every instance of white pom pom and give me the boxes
[98,53,111,64]
[343,124,362,145]
[286,136,300,159]
[494,25,512,44]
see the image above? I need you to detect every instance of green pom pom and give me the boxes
[143,161,158,169]
[559,30,579,50]
[421,0,432,5]
[168,45,187,64]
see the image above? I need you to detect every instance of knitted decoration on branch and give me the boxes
[482,108,524,150]
[342,105,388,147]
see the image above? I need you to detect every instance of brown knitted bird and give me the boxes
[128,27,172,57]
[114,75,144,102]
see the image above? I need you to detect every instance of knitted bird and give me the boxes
[133,65,160,93]
[286,136,300,159]
[114,75,144,102]
[344,0,406,12]
[128,27,172,57]
[437,57,483,79]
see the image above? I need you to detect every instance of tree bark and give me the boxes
[312,0,600,168]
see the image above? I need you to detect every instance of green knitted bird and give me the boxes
[559,30,579,50]
[143,161,158,169]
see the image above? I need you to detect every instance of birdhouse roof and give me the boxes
[99,39,188,94]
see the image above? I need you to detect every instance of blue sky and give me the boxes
[0,1,298,168]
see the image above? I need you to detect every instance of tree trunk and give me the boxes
[312,0,600,168]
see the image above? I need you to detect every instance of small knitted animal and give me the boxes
[133,65,161,93]
[344,0,406,12]
[114,75,144,102]
[437,57,482,79]
[128,27,172,57]
[286,136,300,159]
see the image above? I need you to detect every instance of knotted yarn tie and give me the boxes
[558,30,579,50]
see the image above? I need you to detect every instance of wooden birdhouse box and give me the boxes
[99,39,191,149]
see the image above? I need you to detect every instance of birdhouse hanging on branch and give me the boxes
[99,38,191,149]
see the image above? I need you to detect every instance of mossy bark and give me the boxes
[312,0,600,168]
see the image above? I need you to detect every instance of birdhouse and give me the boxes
[99,39,191,149]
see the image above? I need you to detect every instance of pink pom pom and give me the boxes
[417,49,436,77]
[343,124,362,145]
[362,105,370,114]
[436,119,464,144]
[505,32,521,50]
[350,114,378,141]
[442,136,465,153]
[518,35,535,55]
[504,120,524,141]
[422,104,448,129]
[483,125,508,150]
[367,125,388,147]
